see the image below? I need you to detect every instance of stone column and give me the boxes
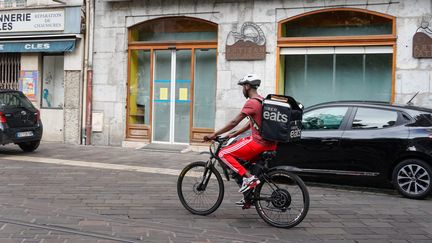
[64,70,81,144]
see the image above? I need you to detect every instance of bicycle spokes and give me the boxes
[254,170,309,228]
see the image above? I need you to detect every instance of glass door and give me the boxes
[152,49,191,144]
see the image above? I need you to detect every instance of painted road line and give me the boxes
[0,156,202,177]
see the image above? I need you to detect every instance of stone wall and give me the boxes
[92,0,432,146]
[64,70,81,144]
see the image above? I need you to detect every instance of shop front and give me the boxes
[92,0,431,147]
[0,5,84,143]
[276,8,396,107]
[127,17,217,144]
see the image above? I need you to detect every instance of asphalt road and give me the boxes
[0,142,430,243]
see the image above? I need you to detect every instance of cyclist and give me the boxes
[204,74,277,205]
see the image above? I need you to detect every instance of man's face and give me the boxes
[242,84,249,98]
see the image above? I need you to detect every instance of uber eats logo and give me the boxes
[263,107,288,123]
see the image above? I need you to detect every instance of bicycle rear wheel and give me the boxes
[177,161,224,215]
[254,169,309,228]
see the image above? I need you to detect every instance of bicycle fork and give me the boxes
[197,160,214,191]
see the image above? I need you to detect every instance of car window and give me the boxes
[412,113,432,127]
[352,108,397,129]
[0,92,34,110]
[302,107,348,130]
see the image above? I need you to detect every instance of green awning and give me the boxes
[0,39,75,53]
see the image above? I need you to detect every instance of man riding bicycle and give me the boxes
[204,74,277,205]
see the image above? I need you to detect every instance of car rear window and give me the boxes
[0,92,35,110]
[412,113,432,127]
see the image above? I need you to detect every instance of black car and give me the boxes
[0,90,42,152]
[276,101,432,199]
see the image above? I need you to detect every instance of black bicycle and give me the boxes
[177,136,309,228]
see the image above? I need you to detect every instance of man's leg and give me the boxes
[218,137,255,177]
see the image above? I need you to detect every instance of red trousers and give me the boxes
[218,136,277,176]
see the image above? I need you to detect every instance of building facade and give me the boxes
[91,0,432,147]
[0,0,84,144]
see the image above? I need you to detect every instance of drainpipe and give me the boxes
[83,0,95,145]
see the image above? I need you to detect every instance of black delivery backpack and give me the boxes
[251,94,303,143]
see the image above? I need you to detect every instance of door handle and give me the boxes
[321,139,339,143]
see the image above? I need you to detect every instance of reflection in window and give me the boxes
[284,53,392,107]
[302,107,348,130]
[129,50,151,125]
[282,10,393,37]
[42,56,64,109]
[130,17,217,42]
[352,108,397,129]
[0,92,33,110]
[193,49,217,129]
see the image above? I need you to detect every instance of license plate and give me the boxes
[16,131,34,138]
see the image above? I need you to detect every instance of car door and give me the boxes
[276,106,352,171]
[340,106,410,175]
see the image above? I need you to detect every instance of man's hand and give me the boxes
[203,133,217,142]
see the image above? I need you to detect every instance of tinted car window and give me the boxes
[0,92,34,110]
[352,108,397,129]
[412,113,432,127]
[303,107,348,130]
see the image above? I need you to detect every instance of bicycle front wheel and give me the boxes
[177,161,224,215]
[255,169,309,228]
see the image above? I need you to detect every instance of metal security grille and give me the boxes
[0,53,21,90]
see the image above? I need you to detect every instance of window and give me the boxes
[127,17,218,142]
[302,107,348,130]
[193,49,217,128]
[278,9,396,107]
[0,54,20,90]
[352,108,397,129]
[282,50,392,107]
[1,0,26,8]
[0,92,33,110]
[129,50,151,125]
[42,56,64,108]
[281,10,393,37]
[130,17,217,42]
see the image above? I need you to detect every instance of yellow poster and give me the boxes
[160,88,168,100]
[179,88,188,100]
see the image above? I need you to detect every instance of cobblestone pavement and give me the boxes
[0,142,431,243]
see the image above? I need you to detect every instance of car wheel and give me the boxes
[18,140,40,152]
[392,159,432,199]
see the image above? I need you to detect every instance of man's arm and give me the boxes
[229,123,250,138]
[204,112,247,141]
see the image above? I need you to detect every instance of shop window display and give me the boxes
[42,56,64,108]
[129,50,151,125]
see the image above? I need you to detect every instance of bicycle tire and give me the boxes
[254,169,309,228]
[177,161,224,215]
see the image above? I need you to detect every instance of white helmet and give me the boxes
[238,74,261,87]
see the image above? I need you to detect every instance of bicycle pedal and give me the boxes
[242,202,253,210]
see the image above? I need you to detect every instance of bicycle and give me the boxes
[177,136,309,228]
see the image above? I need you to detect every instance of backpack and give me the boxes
[250,94,303,143]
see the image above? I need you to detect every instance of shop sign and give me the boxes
[413,15,432,58]
[0,10,64,33]
[19,71,38,101]
[0,40,75,53]
[413,32,432,58]
[226,22,266,60]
